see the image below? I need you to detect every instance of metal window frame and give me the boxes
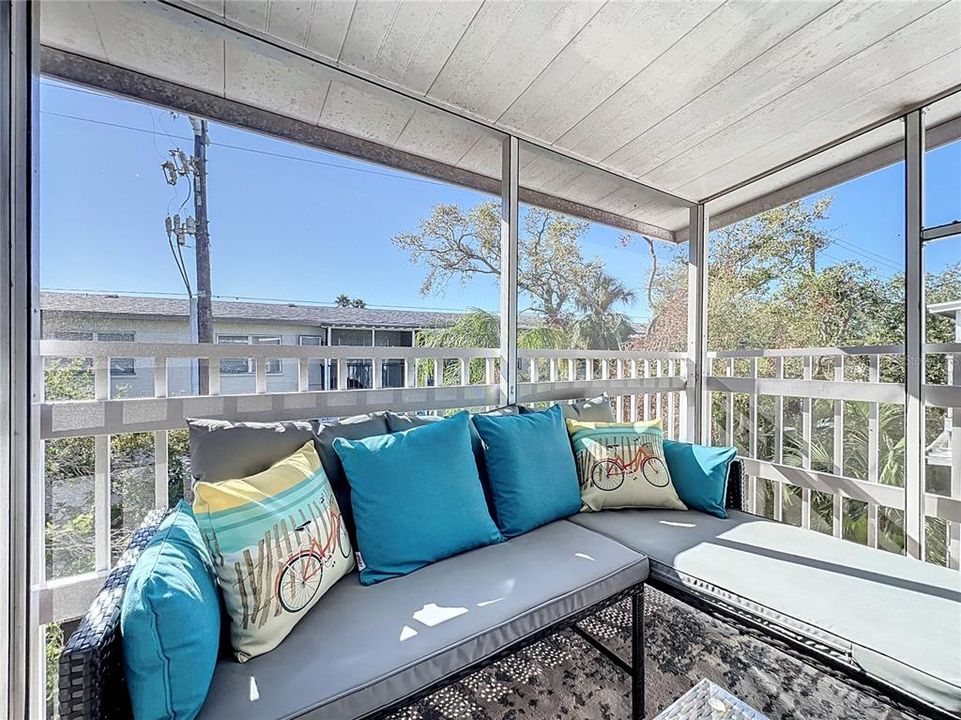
[905,110,925,560]
[500,136,519,406]
[686,204,709,444]
[3,1,39,718]
[216,333,283,375]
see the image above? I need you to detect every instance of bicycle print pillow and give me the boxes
[567,419,687,513]
[193,440,354,662]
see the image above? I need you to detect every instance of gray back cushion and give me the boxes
[561,395,615,422]
[316,412,391,544]
[187,418,320,485]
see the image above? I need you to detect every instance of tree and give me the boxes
[335,294,366,308]
[43,359,191,578]
[393,202,637,349]
[416,309,569,385]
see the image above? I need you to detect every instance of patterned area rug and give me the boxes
[389,588,910,720]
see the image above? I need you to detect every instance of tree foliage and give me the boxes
[393,202,637,349]
[44,360,191,578]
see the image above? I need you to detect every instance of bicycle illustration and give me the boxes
[275,505,350,614]
[587,442,669,492]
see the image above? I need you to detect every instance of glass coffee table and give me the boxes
[654,678,769,720]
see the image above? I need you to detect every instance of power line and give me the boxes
[40,109,457,190]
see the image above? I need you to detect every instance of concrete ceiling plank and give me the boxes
[426,0,605,120]
[455,133,504,179]
[393,108,494,170]
[339,0,482,95]
[553,0,834,163]
[496,0,721,143]
[88,0,225,97]
[224,36,332,124]
[181,0,226,17]
[225,0,270,32]
[664,6,961,199]
[607,0,943,182]
[320,78,416,146]
[39,1,108,62]
[265,0,315,47]
[301,0,354,61]
[692,50,961,205]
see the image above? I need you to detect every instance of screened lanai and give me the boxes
[3,2,961,720]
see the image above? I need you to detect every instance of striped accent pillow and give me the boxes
[193,441,354,661]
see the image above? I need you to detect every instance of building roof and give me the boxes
[929,299,961,317]
[40,291,474,330]
[40,291,648,338]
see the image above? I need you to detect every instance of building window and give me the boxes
[374,329,413,347]
[218,334,283,374]
[330,328,373,346]
[298,334,326,346]
[52,330,136,375]
[299,335,328,391]
[97,331,136,375]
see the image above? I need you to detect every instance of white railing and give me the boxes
[37,340,684,624]
[37,340,959,624]
[706,343,961,568]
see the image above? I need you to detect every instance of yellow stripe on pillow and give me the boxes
[566,418,662,433]
[192,440,321,514]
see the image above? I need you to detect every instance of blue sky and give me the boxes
[39,79,959,321]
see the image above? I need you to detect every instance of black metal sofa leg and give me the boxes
[632,585,646,720]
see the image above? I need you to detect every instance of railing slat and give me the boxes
[154,430,168,511]
[867,355,880,550]
[643,361,651,422]
[255,358,267,394]
[298,358,309,392]
[800,356,812,530]
[94,435,110,572]
[833,357,844,538]
[725,358,734,448]
[667,360,676,438]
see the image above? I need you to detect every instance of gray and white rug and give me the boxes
[389,588,910,720]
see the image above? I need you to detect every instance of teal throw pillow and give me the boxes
[663,440,737,518]
[333,411,502,585]
[472,403,581,537]
[121,501,221,720]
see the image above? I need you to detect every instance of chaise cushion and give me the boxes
[195,520,648,720]
[570,508,961,715]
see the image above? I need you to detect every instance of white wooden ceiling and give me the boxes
[40,0,961,237]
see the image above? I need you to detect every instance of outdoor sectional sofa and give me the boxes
[58,410,961,720]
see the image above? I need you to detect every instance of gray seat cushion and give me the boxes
[570,509,961,715]
[197,520,648,720]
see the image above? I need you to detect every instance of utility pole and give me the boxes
[162,115,214,395]
[190,117,213,394]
